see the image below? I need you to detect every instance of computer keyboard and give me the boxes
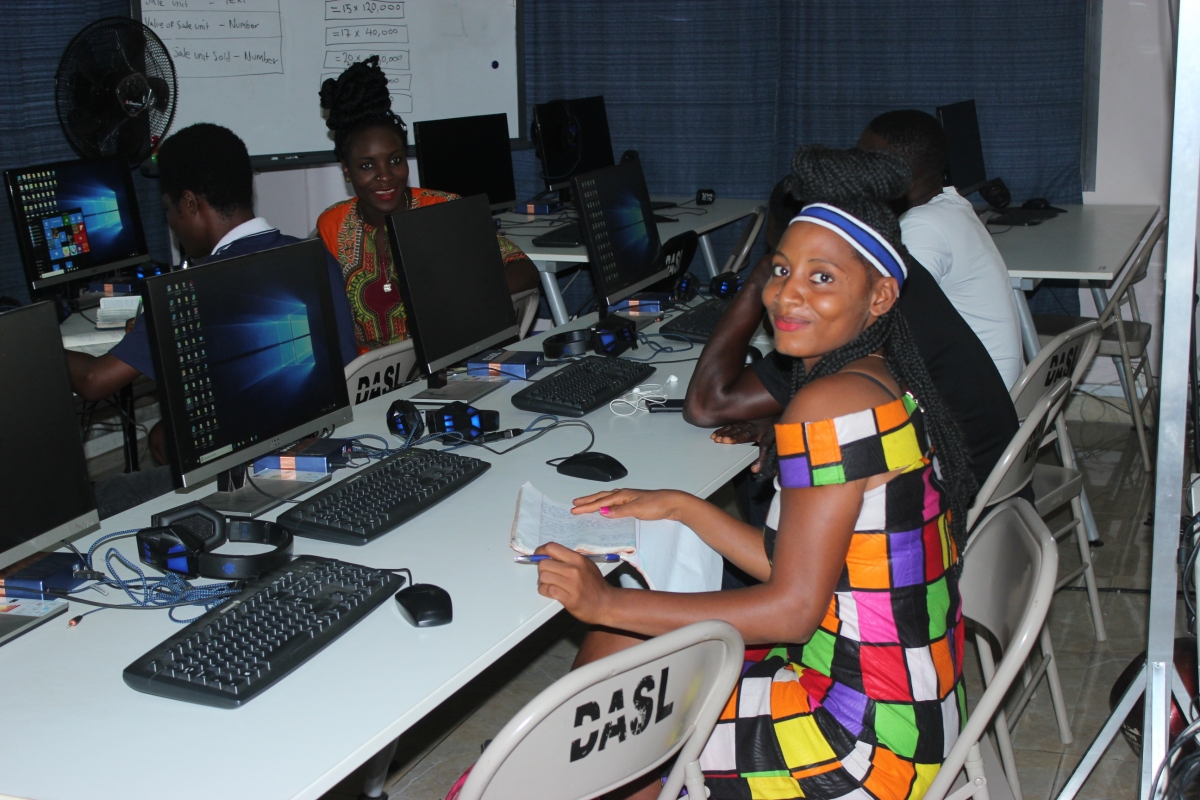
[123,556,405,708]
[277,448,490,545]
[511,356,656,416]
[531,220,583,248]
[659,297,732,342]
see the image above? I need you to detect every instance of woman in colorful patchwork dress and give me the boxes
[533,145,979,800]
[316,57,538,353]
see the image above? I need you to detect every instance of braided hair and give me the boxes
[774,145,978,557]
[319,56,408,162]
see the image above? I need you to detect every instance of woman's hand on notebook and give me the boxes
[571,488,690,522]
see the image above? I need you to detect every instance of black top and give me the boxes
[753,260,1018,488]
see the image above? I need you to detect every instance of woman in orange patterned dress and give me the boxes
[316,57,537,353]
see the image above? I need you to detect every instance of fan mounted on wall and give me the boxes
[55,17,177,167]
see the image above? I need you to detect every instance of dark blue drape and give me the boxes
[0,2,172,304]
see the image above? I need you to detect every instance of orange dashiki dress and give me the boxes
[700,392,965,800]
[317,188,530,352]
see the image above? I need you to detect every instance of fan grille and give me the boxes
[55,17,177,167]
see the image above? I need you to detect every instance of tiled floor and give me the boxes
[319,421,1167,800]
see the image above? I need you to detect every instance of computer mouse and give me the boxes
[394,583,453,627]
[556,451,628,482]
[1023,197,1052,210]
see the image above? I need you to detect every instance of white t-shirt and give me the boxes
[900,187,1024,388]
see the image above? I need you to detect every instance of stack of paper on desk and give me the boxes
[510,483,722,593]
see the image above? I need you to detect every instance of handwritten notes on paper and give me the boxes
[510,483,636,555]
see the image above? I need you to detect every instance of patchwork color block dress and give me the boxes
[700,392,965,800]
[317,189,530,352]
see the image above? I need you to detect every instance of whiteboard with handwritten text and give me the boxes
[140,0,521,161]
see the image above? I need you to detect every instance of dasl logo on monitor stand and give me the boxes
[569,667,674,762]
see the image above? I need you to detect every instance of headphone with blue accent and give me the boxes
[426,401,501,441]
[137,501,293,581]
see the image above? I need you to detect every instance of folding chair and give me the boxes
[343,339,417,406]
[925,499,1059,800]
[1009,321,1107,642]
[718,206,767,275]
[1032,212,1167,470]
[511,288,541,339]
[454,620,745,800]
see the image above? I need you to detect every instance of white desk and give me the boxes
[990,204,1161,359]
[500,198,765,327]
[0,318,756,800]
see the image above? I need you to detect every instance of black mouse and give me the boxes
[1022,197,1051,210]
[556,451,628,482]
[395,583,453,627]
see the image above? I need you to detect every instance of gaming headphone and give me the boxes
[426,401,501,440]
[543,317,638,360]
[542,329,596,359]
[387,398,425,440]
[709,272,742,299]
[138,501,293,581]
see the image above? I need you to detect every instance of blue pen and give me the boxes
[514,553,622,564]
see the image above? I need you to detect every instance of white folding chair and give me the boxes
[925,499,1059,800]
[1010,321,1107,642]
[1032,212,1166,470]
[343,339,417,406]
[454,620,745,800]
[511,288,541,340]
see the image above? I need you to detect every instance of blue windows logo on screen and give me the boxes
[271,312,315,368]
[77,188,122,232]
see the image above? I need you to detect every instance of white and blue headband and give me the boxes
[789,203,907,287]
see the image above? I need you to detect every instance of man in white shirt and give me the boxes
[859,110,1025,387]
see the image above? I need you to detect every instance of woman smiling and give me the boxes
[531,146,978,800]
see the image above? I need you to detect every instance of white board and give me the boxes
[140,0,521,161]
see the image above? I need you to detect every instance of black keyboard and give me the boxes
[123,556,404,708]
[532,221,582,248]
[511,356,656,416]
[659,298,732,342]
[277,448,490,545]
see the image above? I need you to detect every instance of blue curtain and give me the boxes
[518,0,1086,315]
[0,2,172,304]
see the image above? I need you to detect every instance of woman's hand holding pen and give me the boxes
[569,488,692,522]
[535,542,614,625]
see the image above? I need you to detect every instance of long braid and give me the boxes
[766,144,978,558]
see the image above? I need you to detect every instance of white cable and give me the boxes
[609,383,667,416]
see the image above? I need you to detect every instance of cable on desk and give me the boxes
[621,332,695,362]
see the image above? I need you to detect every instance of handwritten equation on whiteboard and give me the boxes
[322,2,413,113]
[142,0,283,78]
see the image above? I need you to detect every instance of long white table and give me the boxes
[990,203,1161,360]
[0,317,755,800]
[500,197,765,326]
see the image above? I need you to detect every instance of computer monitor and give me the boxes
[0,302,98,571]
[386,193,519,399]
[531,96,615,190]
[572,160,668,315]
[413,113,517,211]
[936,100,988,195]
[142,239,352,499]
[4,156,151,291]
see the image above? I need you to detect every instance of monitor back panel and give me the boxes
[572,160,666,308]
[141,239,351,485]
[0,302,97,568]
[414,113,516,210]
[532,95,615,186]
[4,157,150,290]
[937,100,988,193]
[386,193,519,374]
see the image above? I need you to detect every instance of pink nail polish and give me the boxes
[600,506,610,515]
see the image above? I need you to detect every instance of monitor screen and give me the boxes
[572,160,667,308]
[414,113,517,210]
[386,194,519,374]
[4,156,150,291]
[936,100,988,194]
[532,96,615,188]
[142,239,352,487]
[0,302,97,570]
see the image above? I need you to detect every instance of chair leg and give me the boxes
[1054,416,1103,545]
[964,743,992,800]
[1039,626,1074,744]
[682,760,706,800]
[975,636,1023,800]
[1115,328,1154,471]
[1070,494,1107,641]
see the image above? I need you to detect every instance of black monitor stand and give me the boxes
[204,459,331,518]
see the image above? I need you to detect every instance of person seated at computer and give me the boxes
[530,147,975,800]
[64,124,357,510]
[685,174,1018,499]
[858,110,1024,388]
[316,56,538,352]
